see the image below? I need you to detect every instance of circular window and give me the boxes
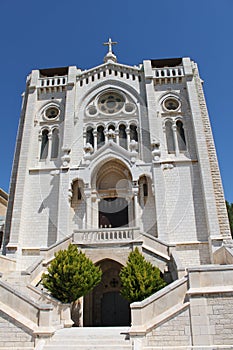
[98,92,124,114]
[164,98,180,111]
[87,105,98,116]
[125,103,135,113]
[45,106,60,119]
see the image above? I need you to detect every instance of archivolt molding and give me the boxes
[34,100,64,125]
[75,80,145,123]
[90,154,132,189]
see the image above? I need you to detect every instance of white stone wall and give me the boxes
[175,243,211,266]
[162,162,208,244]
[4,56,229,271]
[146,306,191,347]
[207,293,233,345]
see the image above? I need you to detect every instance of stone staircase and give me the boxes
[41,327,132,350]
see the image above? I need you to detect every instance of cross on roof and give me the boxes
[103,38,118,54]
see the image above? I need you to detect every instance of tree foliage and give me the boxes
[41,244,102,303]
[119,247,166,303]
[226,200,233,237]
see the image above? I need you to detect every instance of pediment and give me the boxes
[83,140,138,166]
[79,61,141,79]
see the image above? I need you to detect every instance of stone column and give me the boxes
[47,131,53,162]
[115,130,119,146]
[132,182,141,228]
[172,123,179,157]
[93,130,97,151]
[126,128,131,150]
[84,188,92,229]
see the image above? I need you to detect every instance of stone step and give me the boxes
[42,327,132,350]
[43,346,132,350]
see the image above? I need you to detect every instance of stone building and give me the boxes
[1,40,233,349]
[0,189,8,250]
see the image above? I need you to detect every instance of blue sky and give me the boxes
[0,0,233,201]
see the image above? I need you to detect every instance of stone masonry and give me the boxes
[1,42,233,349]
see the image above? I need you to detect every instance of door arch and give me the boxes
[93,159,133,228]
[84,259,130,326]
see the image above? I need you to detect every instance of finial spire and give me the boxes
[103,38,118,63]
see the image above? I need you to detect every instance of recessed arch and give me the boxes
[75,79,145,124]
[84,258,130,326]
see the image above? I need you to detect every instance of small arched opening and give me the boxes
[84,259,130,326]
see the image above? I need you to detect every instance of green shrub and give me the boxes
[119,247,166,303]
[41,244,102,303]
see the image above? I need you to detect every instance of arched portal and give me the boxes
[94,159,133,228]
[84,259,130,326]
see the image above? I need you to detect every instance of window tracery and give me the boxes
[39,127,60,161]
[84,122,139,153]
[85,90,137,118]
[164,118,187,155]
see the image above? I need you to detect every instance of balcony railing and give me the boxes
[73,227,140,244]
[38,76,68,88]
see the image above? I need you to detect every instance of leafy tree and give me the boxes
[119,247,166,303]
[41,244,102,303]
[226,200,233,237]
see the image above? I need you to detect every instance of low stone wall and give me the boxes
[0,255,16,272]
[0,310,34,349]
[130,265,233,349]
[146,305,191,347]
[213,245,233,265]
[130,276,188,333]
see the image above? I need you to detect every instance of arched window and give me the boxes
[51,129,59,159]
[130,124,138,142]
[86,127,94,147]
[139,176,149,206]
[119,124,127,149]
[108,124,116,142]
[165,120,175,153]
[97,125,105,149]
[143,183,148,197]
[40,129,49,159]
[176,121,186,151]
[77,187,82,200]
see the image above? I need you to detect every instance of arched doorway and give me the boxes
[99,197,128,228]
[94,159,133,228]
[84,259,130,326]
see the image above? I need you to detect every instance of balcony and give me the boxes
[73,227,140,245]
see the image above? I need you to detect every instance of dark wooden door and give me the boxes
[101,291,130,326]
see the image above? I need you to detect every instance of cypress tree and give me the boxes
[41,244,102,303]
[119,247,166,303]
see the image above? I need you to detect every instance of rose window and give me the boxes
[98,92,124,114]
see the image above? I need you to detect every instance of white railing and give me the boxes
[73,227,140,244]
[154,67,184,79]
[38,76,67,88]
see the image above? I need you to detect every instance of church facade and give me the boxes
[1,42,233,349]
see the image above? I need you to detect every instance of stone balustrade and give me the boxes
[154,67,184,78]
[73,227,140,244]
[38,76,67,88]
